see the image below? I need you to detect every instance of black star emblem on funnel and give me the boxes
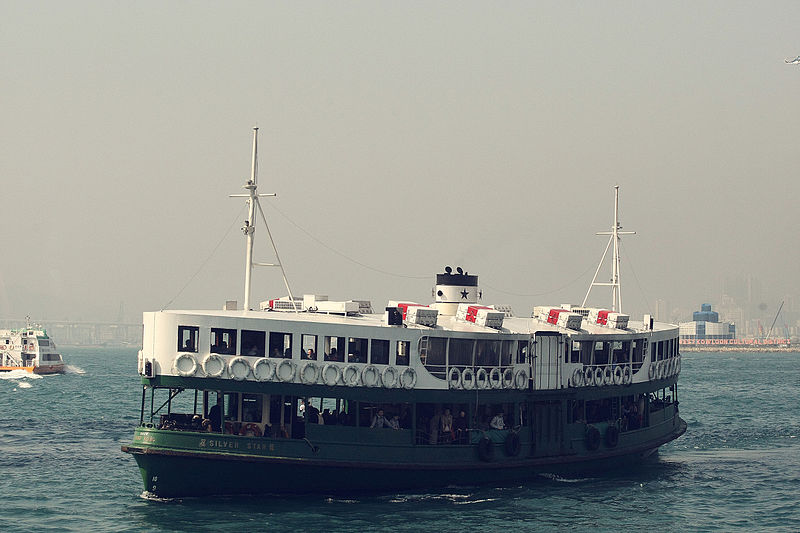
[461,289,469,299]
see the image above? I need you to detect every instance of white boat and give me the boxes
[0,320,65,374]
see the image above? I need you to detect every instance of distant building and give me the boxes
[679,303,736,340]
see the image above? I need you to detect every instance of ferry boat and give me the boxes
[0,321,65,374]
[122,130,686,497]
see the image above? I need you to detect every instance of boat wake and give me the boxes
[64,365,86,374]
[537,472,594,483]
[139,491,178,503]
[0,370,43,382]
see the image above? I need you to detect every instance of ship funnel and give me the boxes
[432,267,480,316]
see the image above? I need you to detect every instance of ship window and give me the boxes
[224,392,240,421]
[396,341,410,366]
[448,338,474,367]
[210,328,237,355]
[242,394,263,423]
[324,336,344,362]
[420,336,446,378]
[241,330,266,357]
[517,341,528,364]
[593,341,610,365]
[612,341,631,363]
[370,339,389,365]
[348,337,368,363]
[301,334,317,360]
[657,341,665,360]
[268,332,292,358]
[501,340,514,366]
[475,339,500,367]
[177,326,199,352]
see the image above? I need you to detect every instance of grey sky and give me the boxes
[2,1,799,324]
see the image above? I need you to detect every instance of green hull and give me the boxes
[123,415,686,497]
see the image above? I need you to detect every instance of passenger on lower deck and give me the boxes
[453,410,468,444]
[490,411,505,430]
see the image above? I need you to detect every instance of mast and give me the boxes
[230,128,297,311]
[581,185,636,313]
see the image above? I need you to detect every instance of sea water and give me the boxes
[0,348,798,532]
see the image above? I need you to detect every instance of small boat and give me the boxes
[122,130,685,497]
[0,320,65,374]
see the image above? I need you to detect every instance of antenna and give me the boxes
[229,127,297,311]
[581,185,636,312]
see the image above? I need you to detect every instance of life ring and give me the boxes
[572,367,584,387]
[475,368,489,389]
[502,367,514,388]
[488,367,502,389]
[322,363,341,386]
[447,367,462,389]
[300,361,320,384]
[253,358,275,381]
[382,366,399,388]
[461,367,476,390]
[504,432,521,456]
[584,367,595,386]
[477,437,494,462]
[243,423,262,437]
[202,354,225,378]
[613,365,623,385]
[605,425,619,447]
[657,361,665,380]
[514,368,529,390]
[603,365,613,385]
[343,364,361,386]
[228,357,251,381]
[277,359,296,382]
[399,366,417,389]
[174,353,197,377]
[362,365,380,387]
[622,365,632,385]
[594,367,604,386]
[648,363,656,381]
[585,425,601,451]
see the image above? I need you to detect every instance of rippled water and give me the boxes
[1,348,798,532]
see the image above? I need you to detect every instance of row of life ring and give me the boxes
[172,353,417,389]
[448,366,529,390]
[647,356,681,381]
[571,365,632,387]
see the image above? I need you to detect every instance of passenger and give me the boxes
[371,408,388,428]
[440,408,454,442]
[183,338,195,351]
[306,402,320,425]
[453,410,468,444]
[191,414,203,430]
[388,415,400,430]
[429,410,441,444]
[303,348,316,360]
[490,411,506,430]
[272,348,281,358]
[330,347,339,362]
[208,403,222,432]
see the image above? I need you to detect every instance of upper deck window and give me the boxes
[178,326,199,352]
[396,341,410,366]
[420,336,446,378]
[518,340,529,364]
[269,332,292,358]
[324,336,344,362]
[370,339,389,365]
[348,337,368,363]
[448,338,474,367]
[241,330,266,357]
[211,328,237,355]
[475,339,501,367]
[301,334,317,360]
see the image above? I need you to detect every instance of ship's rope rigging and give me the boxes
[160,205,247,310]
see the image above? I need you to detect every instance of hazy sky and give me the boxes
[2,1,799,323]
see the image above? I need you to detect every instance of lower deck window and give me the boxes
[241,330,265,357]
